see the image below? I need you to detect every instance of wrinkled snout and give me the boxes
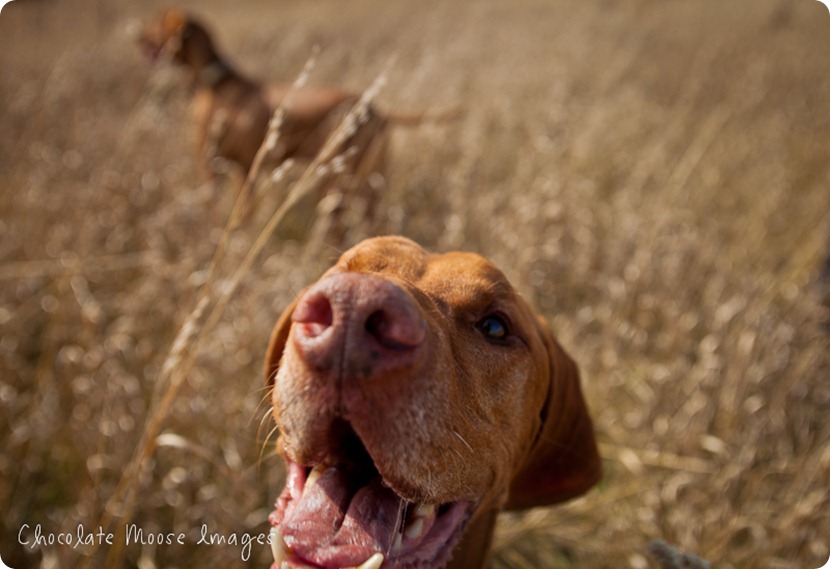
[291,272,427,381]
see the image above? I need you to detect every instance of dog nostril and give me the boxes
[365,309,425,350]
[293,292,334,338]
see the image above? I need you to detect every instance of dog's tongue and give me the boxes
[282,467,403,567]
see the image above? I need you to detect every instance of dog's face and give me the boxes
[265,236,600,569]
[136,9,211,66]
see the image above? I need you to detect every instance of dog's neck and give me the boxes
[196,58,232,88]
[174,30,237,89]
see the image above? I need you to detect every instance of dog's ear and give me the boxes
[504,318,601,510]
[264,297,300,387]
[157,10,185,57]
[161,9,186,37]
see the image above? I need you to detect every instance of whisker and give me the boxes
[387,497,409,556]
[253,386,274,415]
[255,407,274,441]
[453,430,475,454]
[258,422,281,466]
[398,500,409,534]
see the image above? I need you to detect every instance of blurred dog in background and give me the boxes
[136,9,456,240]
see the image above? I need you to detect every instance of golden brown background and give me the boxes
[1,0,828,567]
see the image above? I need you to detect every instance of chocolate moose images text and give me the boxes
[16,524,272,561]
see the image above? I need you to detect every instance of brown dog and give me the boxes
[137,10,448,231]
[264,236,601,569]
[137,9,387,177]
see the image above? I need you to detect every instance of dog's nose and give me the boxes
[291,272,426,379]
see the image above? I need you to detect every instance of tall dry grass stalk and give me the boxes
[81,56,393,568]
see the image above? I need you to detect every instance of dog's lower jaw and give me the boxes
[271,530,384,569]
[269,461,474,569]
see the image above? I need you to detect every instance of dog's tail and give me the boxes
[385,106,464,127]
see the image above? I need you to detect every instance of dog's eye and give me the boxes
[477,314,509,341]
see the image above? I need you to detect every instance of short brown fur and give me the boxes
[264,236,601,568]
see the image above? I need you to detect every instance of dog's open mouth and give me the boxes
[268,429,473,569]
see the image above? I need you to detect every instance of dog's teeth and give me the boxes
[306,464,326,487]
[414,503,436,519]
[349,553,384,569]
[404,517,424,539]
[270,526,289,565]
[402,503,436,539]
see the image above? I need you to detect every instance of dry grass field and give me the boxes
[1,0,829,568]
